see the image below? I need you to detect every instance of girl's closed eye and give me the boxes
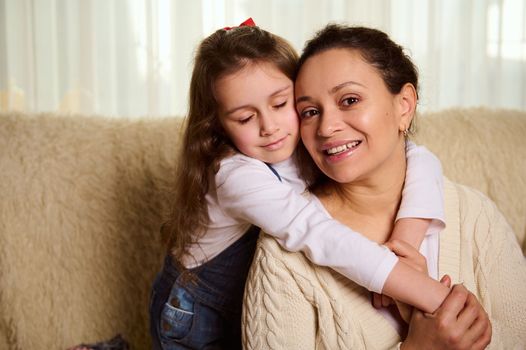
[273,100,287,109]
[238,115,254,124]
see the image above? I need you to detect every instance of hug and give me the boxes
[149,20,526,350]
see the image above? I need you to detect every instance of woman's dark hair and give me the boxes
[295,24,419,190]
[296,24,419,96]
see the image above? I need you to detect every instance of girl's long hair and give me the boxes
[163,25,298,266]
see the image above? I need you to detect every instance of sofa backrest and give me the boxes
[413,107,526,252]
[0,107,524,349]
[0,113,182,349]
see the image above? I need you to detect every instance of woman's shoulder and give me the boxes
[255,234,309,265]
[443,178,514,238]
[445,178,507,218]
[252,234,320,282]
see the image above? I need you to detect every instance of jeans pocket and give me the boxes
[160,286,194,341]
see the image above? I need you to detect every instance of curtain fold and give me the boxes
[0,0,524,118]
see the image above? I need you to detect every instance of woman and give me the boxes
[242,25,526,349]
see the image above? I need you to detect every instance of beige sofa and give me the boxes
[0,108,525,350]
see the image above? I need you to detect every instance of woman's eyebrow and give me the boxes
[295,95,312,104]
[330,80,365,94]
[296,81,366,104]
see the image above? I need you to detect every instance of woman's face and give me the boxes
[295,48,412,184]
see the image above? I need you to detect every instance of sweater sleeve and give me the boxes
[463,189,526,348]
[242,238,317,349]
[216,155,397,293]
[397,142,445,233]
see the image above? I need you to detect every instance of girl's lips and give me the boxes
[263,135,287,150]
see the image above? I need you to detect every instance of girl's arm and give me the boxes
[391,142,445,249]
[217,154,398,293]
[390,218,430,250]
[218,154,449,312]
[379,143,448,312]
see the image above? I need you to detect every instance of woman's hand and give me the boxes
[402,279,492,350]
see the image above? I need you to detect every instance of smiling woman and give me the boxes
[242,24,526,350]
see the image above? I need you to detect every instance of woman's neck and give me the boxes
[318,143,407,243]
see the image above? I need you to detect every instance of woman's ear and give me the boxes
[396,83,417,132]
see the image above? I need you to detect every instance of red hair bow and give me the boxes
[223,17,256,31]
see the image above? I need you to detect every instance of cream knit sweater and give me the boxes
[242,179,526,349]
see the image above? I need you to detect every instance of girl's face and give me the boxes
[295,48,414,184]
[215,61,299,164]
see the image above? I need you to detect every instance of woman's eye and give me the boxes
[238,115,253,124]
[341,97,359,106]
[300,109,319,119]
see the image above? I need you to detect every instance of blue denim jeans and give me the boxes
[149,225,260,350]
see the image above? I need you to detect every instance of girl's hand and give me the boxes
[402,281,492,350]
[372,239,429,321]
[385,239,428,275]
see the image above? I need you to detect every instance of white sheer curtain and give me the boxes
[1,0,524,118]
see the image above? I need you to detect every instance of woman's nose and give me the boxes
[317,111,342,137]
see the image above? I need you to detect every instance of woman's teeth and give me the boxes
[326,141,360,155]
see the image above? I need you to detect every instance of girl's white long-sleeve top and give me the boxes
[182,142,444,293]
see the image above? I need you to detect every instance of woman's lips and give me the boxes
[323,140,362,162]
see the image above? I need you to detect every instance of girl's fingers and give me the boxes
[439,274,452,288]
[372,292,383,309]
[381,294,393,307]
[386,239,427,273]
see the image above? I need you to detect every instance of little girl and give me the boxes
[150,19,449,350]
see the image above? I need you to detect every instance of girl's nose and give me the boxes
[260,113,279,136]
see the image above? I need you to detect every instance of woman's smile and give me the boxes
[322,140,362,163]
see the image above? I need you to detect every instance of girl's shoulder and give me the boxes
[217,153,270,179]
[215,154,282,189]
[218,153,298,179]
